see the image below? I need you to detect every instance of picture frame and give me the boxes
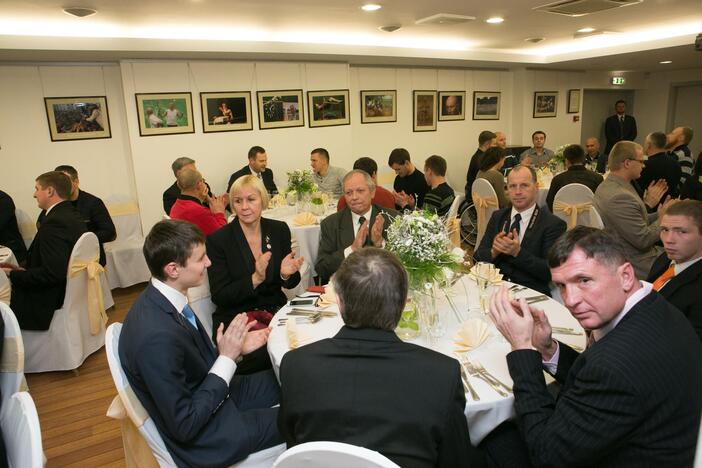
[413,90,437,132]
[199,91,252,133]
[438,91,465,121]
[360,90,397,124]
[307,89,350,128]
[256,90,304,130]
[567,89,581,114]
[472,91,501,121]
[533,91,558,118]
[135,92,195,136]
[44,96,111,142]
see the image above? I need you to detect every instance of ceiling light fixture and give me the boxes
[379,25,401,33]
[577,27,595,33]
[486,17,504,24]
[361,4,382,12]
[63,7,97,18]
[659,60,672,64]
[525,37,545,43]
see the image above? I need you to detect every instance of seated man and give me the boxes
[423,155,456,217]
[585,136,607,174]
[310,148,346,197]
[337,157,395,211]
[647,200,702,340]
[486,227,702,467]
[119,220,281,467]
[163,157,212,214]
[227,145,278,195]
[667,126,694,188]
[388,148,429,211]
[545,144,603,211]
[475,165,566,295]
[465,131,497,203]
[519,130,554,168]
[169,169,227,235]
[280,248,472,467]
[2,172,86,330]
[637,132,682,200]
[315,170,397,283]
[0,190,27,264]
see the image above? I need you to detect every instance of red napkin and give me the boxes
[306,285,325,294]
[245,311,274,330]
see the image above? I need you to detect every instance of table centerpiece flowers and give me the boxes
[286,170,317,212]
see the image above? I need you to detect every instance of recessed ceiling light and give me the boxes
[577,27,595,33]
[659,60,672,64]
[361,4,382,12]
[486,17,504,24]
[63,7,97,18]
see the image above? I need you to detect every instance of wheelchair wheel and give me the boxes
[459,204,478,247]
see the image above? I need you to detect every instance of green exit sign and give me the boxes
[611,76,626,85]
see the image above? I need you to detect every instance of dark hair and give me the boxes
[388,148,411,166]
[171,157,195,177]
[54,165,78,181]
[353,157,378,177]
[143,220,205,281]
[478,130,497,146]
[424,155,447,177]
[311,148,329,161]
[664,200,702,234]
[647,132,667,150]
[478,147,506,171]
[563,144,586,164]
[248,146,266,160]
[332,248,408,331]
[532,130,546,140]
[548,226,627,270]
[35,171,72,199]
[615,99,626,107]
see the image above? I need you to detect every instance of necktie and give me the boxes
[358,216,366,226]
[619,115,625,138]
[509,213,522,236]
[182,304,198,329]
[652,264,675,291]
[257,172,262,180]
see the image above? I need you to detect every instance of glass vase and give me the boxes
[414,285,444,340]
[395,297,421,341]
[296,192,311,213]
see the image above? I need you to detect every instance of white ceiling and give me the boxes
[0,0,700,71]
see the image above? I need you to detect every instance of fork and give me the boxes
[463,359,512,395]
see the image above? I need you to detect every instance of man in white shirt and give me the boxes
[163,102,182,127]
[119,220,281,467]
[310,147,346,197]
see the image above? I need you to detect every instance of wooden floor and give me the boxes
[26,283,146,467]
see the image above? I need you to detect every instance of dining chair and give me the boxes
[0,392,44,468]
[471,178,499,247]
[273,441,400,468]
[0,303,28,414]
[552,183,598,230]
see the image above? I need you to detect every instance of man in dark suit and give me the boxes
[546,144,603,211]
[315,170,397,284]
[485,227,702,468]
[585,136,607,173]
[647,200,702,340]
[163,157,212,214]
[465,130,496,203]
[227,146,278,195]
[604,99,637,156]
[475,165,566,295]
[637,132,682,199]
[2,172,86,330]
[0,190,27,264]
[120,220,282,467]
[280,248,472,467]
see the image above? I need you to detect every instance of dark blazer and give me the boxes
[637,151,683,199]
[120,283,281,468]
[206,218,300,332]
[545,165,603,211]
[279,326,472,468]
[0,190,27,264]
[604,113,637,155]
[9,201,86,330]
[164,181,212,214]
[474,206,566,295]
[647,253,702,340]
[506,292,702,467]
[315,205,397,283]
[465,148,484,200]
[680,174,702,201]
[227,166,278,194]
[587,151,607,174]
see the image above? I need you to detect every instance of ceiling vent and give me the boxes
[534,0,642,17]
[379,25,402,33]
[415,13,476,26]
[63,7,97,18]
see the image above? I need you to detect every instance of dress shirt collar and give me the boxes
[592,281,652,342]
[151,277,188,316]
[248,165,262,177]
[510,203,536,242]
[673,256,702,276]
[351,207,373,235]
[45,200,62,215]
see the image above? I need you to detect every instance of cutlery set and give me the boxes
[458,356,513,400]
[276,309,337,326]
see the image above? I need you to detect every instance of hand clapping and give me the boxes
[280,252,304,278]
[491,230,521,258]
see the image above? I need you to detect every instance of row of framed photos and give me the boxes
[42,88,581,141]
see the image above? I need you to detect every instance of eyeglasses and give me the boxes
[627,158,646,165]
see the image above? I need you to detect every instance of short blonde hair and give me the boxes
[608,141,642,170]
[229,174,269,209]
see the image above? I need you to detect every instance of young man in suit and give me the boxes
[604,99,637,156]
[119,220,282,467]
[280,247,473,467]
[647,200,702,340]
[545,144,603,211]
[2,171,86,330]
[486,227,702,467]
[227,146,278,195]
[474,165,566,295]
[315,170,397,284]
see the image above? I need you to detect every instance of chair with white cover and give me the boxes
[14,209,37,249]
[273,441,400,468]
[103,197,151,289]
[0,271,10,307]
[22,232,108,373]
[446,193,465,220]
[471,179,499,247]
[0,392,43,468]
[552,183,599,230]
[0,303,27,413]
[186,275,215,341]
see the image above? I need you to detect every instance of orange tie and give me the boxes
[652,264,675,291]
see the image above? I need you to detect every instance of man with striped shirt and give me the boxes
[423,155,455,217]
[668,126,695,188]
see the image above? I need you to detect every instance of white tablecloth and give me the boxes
[267,276,585,445]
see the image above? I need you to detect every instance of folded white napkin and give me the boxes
[469,263,503,284]
[293,212,316,226]
[454,319,490,352]
[270,194,286,208]
[286,319,312,350]
[318,282,337,306]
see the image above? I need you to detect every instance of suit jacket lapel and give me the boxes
[339,209,355,248]
[661,260,702,298]
[230,221,256,275]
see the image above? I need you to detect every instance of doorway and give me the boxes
[581,89,636,149]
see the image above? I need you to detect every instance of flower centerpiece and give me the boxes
[286,170,317,211]
[549,144,568,173]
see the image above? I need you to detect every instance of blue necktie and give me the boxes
[182,304,198,329]
[509,213,522,236]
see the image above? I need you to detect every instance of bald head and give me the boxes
[495,132,507,149]
[585,137,600,157]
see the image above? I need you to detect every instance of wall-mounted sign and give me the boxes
[611,76,626,85]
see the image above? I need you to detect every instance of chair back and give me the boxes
[471,178,499,247]
[0,304,26,415]
[0,270,10,306]
[104,197,151,289]
[552,183,597,230]
[0,392,43,468]
[14,209,37,249]
[273,441,400,468]
[105,198,144,243]
[446,193,465,220]
[186,275,215,340]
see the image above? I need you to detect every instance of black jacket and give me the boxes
[0,190,27,264]
[545,165,603,211]
[227,166,278,194]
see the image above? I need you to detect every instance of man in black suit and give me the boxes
[120,220,282,467]
[486,226,702,467]
[637,132,682,199]
[475,165,566,295]
[0,190,27,264]
[315,170,397,284]
[585,136,607,174]
[280,248,472,467]
[465,130,497,203]
[647,200,702,340]
[227,146,278,195]
[163,157,212,214]
[2,172,86,330]
[604,99,637,156]
[546,144,603,211]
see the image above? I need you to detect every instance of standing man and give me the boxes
[546,144,603,211]
[310,148,346,197]
[465,131,497,201]
[388,148,428,211]
[423,155,456,217]
[519,131,554,168]
[604,99,637,156]
[667,126,695,188]
[585,136,607,173]
[227,146,278,195]
[637,132,682,199]
[163,157,212,215]
[169,169,227,235]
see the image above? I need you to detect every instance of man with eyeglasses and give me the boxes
[594,141,676,278]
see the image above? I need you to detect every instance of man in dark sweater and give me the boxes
[638,131,682,200]
[423,155,456,217]
[388,148,428,211]
[465,130,497,203]
[546,144,603,211]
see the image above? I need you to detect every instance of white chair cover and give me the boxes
[0,392,44,468]
[446,193,465,220]
[186,276,215,341]
[273,441,400,468]
[103,197,151,289]
[0,271,10,306]
[22,232,107,373]
[471,179,499,247]
[13,209,36,249]
[552,183,598,230]
[0,304,27,416]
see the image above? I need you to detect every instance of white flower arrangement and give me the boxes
[286,170,317,194]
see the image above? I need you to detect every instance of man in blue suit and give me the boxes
[119,220,281,467]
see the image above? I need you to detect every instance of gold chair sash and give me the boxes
[107,201,140,217]
[553,200,593,230]
[107,395,159,468]
[0,280,10,305]
[69,255,107,335]
[472,192,498,241]
[446,218,461,248]
[0,336,24,372]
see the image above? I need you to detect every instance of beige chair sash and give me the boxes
[107,395,159,468]
[472,192,498,241]
[0,336,24,372]
[446,217,461,248]
[107,201,140,217]
[0,280,10,305]
[553,200,593,230]
[69,255,107,335]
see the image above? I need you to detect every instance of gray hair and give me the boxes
[171,157,196,177]
[342,169,376,192]
[177,169,202,191]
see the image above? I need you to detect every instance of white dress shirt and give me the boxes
[509,204,537,243]
[343,207,373,258]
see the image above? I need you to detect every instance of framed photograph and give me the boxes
[200,91,252,133]
[135,93,194,136]
[44,96,111,142]
[307,89,350,128]
[360,90,397,124]
[533,91,558,118]
[413,90,437,132]
[472,91,501,120]
[438,91,465,121]
[567,89,581,114]
[256,90,304,130]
